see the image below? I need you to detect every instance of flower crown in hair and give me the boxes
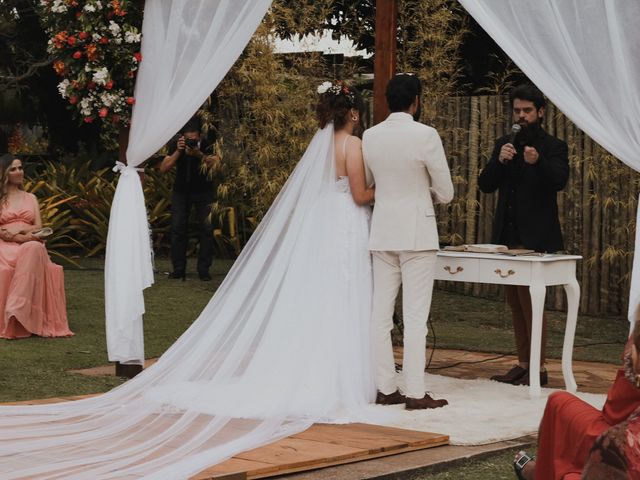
[317,80,356,106]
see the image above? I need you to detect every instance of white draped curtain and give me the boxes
[105,0,272,364]
[458,0,640,325]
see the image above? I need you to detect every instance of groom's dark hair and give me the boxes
[386,74,421,112]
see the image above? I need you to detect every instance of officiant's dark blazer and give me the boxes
[478,127,569,253]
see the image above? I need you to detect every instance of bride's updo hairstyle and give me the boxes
[316,80,365,131]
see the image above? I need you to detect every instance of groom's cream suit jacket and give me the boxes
[362,112,454,251]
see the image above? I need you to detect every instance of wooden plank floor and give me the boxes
[192,423,448,480]
[2,396,448,480]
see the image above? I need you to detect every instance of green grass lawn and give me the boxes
[0,256,628,403]
[411,446,538,480]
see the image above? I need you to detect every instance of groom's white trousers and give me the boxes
[372,250,437,400]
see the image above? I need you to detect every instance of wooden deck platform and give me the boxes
[3,396,448,480]
[193,423,448,480]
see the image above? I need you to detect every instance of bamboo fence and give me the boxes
[432,95,639,317]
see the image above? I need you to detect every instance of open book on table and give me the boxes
[443,244,538,255]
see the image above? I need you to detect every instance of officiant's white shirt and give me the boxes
[362,112,454,251]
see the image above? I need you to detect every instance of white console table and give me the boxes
[435,251,582,397]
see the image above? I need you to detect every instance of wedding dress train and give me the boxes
[0,125,385,479]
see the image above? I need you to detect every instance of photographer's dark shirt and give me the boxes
[168,138,215,194]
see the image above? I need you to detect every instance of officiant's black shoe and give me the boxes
[198,272,212,281]
[375,390,406,405]
[490,365,527,384]
[405,393,448,410]
[514,369,548,387]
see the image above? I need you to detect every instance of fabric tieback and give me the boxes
[113,161,144,174]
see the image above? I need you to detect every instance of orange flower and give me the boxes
[99,108,109,118]
[85,43,98,61]
[53,60,66,76]
[53,31,68,49]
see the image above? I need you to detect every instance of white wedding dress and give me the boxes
[0,125,386,479]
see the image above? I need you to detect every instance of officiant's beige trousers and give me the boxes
[372,250,437,400]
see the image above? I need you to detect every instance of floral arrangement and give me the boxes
[317,80,356,105]
[39,0,143,134]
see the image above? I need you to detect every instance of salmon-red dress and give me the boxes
[0,192,72,339]
[535,352,640,479]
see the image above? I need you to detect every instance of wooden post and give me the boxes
[373,0,398,125]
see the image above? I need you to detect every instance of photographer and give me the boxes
[160,117,221,281]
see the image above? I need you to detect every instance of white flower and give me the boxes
[124,30,141,44]
[92,67,109,85]
[95,1,103,9]
[83,4,96,12]
[317,81,332,94]
[100,92,117,107]
[108,21,121,37]
[79,98,92,116]
[92,33,102,42]
[57,79,70,98]
[85,63,92,72]
[51,0,67,13]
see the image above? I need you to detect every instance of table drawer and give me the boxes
[478,259,531,285]
[436,257,479,282]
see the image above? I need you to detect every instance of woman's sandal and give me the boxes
[513,450,534,480]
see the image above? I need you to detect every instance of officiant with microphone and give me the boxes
[478,84,569,387]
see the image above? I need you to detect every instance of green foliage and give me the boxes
[207,8,330,225]
[25,156,175,258]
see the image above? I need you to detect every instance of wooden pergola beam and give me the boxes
[373,0,398,125]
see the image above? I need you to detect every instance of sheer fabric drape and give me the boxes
[0,126,383,479]
[458,0,640,325]
[105,0,272,364]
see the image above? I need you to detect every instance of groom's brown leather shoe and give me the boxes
[405,393,448,410]
[375,390,406,405]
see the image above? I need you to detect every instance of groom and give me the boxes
[363,74,454,410]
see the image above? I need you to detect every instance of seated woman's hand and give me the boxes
[0,228,13,242]
[13,232,43,244]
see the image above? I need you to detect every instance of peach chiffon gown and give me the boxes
[0,191,72,339]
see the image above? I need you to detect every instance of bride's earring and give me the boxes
[636,374,640,388]
[352,115,358,122]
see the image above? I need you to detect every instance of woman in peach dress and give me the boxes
[0,154,72,339]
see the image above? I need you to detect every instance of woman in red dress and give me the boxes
[514,321,640,479]
[0,154,72,339]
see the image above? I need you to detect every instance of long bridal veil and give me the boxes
[0,125,380,479]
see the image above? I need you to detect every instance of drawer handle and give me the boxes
[444,266,464,275]
[495,268,515,278]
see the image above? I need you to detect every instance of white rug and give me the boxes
[371,373,606,445]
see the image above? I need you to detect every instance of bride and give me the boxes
[0,82,387,480]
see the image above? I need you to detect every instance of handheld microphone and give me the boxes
[507,123,521,145]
